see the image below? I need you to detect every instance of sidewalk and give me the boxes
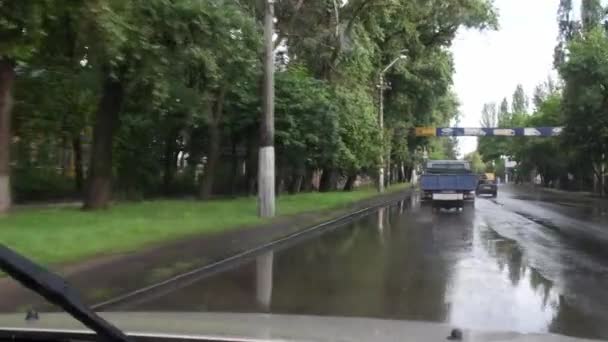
[510,183,608,203]
[0,188,412,312]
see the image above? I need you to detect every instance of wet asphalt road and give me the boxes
[122,186,608,340]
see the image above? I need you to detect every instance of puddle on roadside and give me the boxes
[447,225,559,333]
[114,199,608,340]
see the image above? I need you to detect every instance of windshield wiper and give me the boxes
[0,244,131,342]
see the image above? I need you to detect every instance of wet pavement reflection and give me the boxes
[125,190,608,340]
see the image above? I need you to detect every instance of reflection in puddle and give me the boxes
[256,252,274,311]
[125,198,608,340]
[448,222,559,333]
[377,207,384,232]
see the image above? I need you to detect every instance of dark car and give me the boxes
[476,178,497,197]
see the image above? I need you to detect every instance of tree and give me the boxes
[274,66,339,193]
[555,0,580,67]
[480,103,497,128]
[512,93,566,186]
[0,1,51,212]
[511,84,528,115]
[499,98,509,118]
[478,101,509,165]
[465,151,486,174]
[190,3,260,199]
[581,0,604,31]
[274,0,497,188]
[560,28,608,195]
[532,77,558,110]
[78,0,261,207]
[80,1,144,209]
[0,0,499,208]
[333,85,381,189]
[532,85,546,110]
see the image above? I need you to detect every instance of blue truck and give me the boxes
[420,160,479,209]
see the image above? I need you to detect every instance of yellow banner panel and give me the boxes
[415,127,436,137]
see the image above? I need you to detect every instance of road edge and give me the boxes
[91,188,413,310]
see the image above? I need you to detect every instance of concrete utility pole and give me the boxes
[377,54,407,193]
[378,74,385,193]
[258,0,275,217]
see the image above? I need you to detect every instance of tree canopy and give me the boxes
[0,0,498,210]
[477,0,608,195]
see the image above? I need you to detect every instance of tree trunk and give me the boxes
[301,167,314,192]
[289,165,305,194]
[83,74,123,210]
[61,134,70,176]
[0,59,14,213]
[290,174,303,194]
[275,161,284,195]
[163,132,177,195]
[245,134,258,195]
[276,159,291,195]
[599,169,605,198]
[199,87,227,200]
[200,122,220,199]
[319,168,335,192]
[405,166,413,182]
[601,156,606,197]
[230,137,239,196]
[72,134,84,193]
[343,173,357,191]
[396,163,403,182]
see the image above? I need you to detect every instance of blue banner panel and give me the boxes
[433,127,563,137]
[436,127,464,136]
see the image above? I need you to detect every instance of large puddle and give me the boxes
[122,196,608,340]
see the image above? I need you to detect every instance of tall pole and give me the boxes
[258,0,275,217]
[376,55,405,193]
[378,74,385,193]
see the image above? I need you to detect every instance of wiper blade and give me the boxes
[0,244,131,342]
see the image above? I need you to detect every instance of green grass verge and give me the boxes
[0,183,409,265]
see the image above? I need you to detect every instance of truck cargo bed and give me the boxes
[420,174,478,191]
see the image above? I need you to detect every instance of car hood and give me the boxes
[0,312,597,342]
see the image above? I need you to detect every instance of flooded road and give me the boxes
[121,186,608,340]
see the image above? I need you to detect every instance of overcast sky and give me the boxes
[451,0,569,156]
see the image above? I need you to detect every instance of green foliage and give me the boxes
[428,137,458,160]
[560,28,608,169]
[465,151,486,174]
[12,168,75,203]
[478,80,588,189]
[581,0,604,31]
[481,103,497,128]
[476,0,606,193]
[6,0,498,202]
[333,85,381,172]
[0,0,50,60]
[275,66,339,168]
[511,84,528,115]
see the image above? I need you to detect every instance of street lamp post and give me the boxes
[377,54,406,193]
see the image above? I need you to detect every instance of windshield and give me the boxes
[2,1,608,342]
[425,161,472,174]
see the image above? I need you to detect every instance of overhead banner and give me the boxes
[415,127,436,137]
[415,127,564,137]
